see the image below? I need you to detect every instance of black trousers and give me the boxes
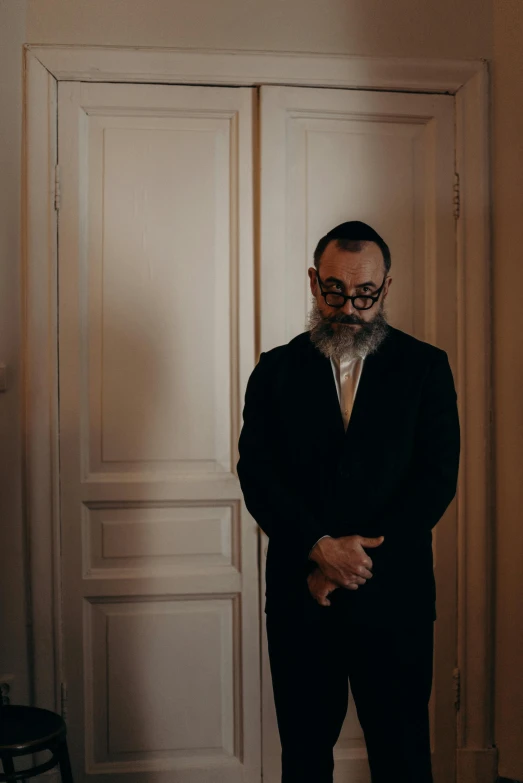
[266,595,434,783]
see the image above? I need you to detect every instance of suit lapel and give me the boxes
[341,326,397,463]
[290,328,397,531]
[300,336,345,441]
[292,327,398,459]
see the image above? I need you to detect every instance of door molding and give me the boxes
[23,45,494,782]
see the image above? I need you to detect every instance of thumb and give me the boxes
[359,535,385,548]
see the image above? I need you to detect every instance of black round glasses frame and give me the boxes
[315,270,388,310]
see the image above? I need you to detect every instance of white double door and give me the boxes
[57,81,457,783]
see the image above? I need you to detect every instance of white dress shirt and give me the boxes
[308,352,366,559]
[330,354,366,432]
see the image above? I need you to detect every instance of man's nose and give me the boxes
[341,297,356,316]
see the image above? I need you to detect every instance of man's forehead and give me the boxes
[320,243,384,280]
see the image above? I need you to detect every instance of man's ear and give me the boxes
[308,267,317,294]
[383,276,392,300]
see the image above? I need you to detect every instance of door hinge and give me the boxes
[453,667,461,711]
[60,681,68,721]
[54,164,61,211]
[453,172,460,220]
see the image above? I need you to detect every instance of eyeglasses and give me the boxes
[315,271,388,311]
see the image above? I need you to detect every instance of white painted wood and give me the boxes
[259,85,457,783]
[23,53,61,712]
[84,109,232,475]
[455,66,496,776]
[27,45,481,93]
[89,599,237,759]
[57,82,259,783]
[259,86,454,350]
[23,45,492,783]
[91,505,234,567]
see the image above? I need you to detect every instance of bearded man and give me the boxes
[237,221,460,783]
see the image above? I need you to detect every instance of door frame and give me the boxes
[22,45,494,783]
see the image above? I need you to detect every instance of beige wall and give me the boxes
[0,0,29,704]
[493,0,523,779]
[26,0,491,59]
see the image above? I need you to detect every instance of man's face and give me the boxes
[308,239,392,327]
[306,239,392,360]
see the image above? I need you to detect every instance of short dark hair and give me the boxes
[313,221,391,274]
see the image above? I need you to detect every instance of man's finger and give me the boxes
[359,536,385,548]
[315,589,331,606]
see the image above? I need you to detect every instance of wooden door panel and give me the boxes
[88,599,236,759]
[58,82,259,783]
[85,113,233,474]
[260,85,457,783]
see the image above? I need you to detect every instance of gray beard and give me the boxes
[307,299,389,361]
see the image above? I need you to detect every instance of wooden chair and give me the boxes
[0,706,73,783]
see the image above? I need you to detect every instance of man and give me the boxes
[237,221,460,783]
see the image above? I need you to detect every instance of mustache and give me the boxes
[329,313,367,326]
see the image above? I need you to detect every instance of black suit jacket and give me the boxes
[237,326,460,624]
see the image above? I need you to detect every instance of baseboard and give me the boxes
[457,748,499,783]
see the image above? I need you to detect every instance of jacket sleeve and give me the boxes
[237,352,329,562]
[371,350,460,538]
